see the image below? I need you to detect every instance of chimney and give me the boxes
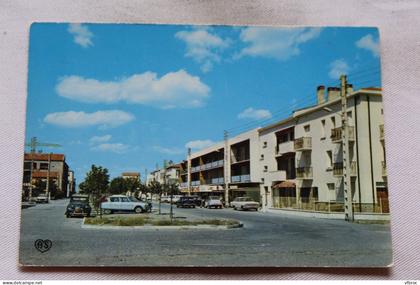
[327,87,340,101]
[317,85,325,104]
[346,84,353,95]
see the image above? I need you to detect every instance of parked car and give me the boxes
[230,197,259,211]
[176,196,201,208]
[205,196,223,209]
[161,195,182,204]
[65,194,91,218]
[101,195,148,214]
[36,193,49,203]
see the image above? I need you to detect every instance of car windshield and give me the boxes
[71,197,88,202]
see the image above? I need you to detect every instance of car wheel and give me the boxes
[176,205,179,208]
[134,206,143,214]
[103,209,112,215]
[193,205,196,208]
[66,214,70,218]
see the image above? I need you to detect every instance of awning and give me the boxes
[273,180,296,189]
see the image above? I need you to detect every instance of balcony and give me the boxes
[276,140,295,155]
[382,161,387,176]
[180,182,188,188]
[332,161,357,177]
[331,126,355,143]
[295,167,313,179]
[294,137,312,151]
[231,155,250,164]
[379,124,385,141]
[231,174,251,183]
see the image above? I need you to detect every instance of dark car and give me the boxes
[65,194,91,218]
[176,196,201,208]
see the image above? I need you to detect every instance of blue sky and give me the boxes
[25,24,381,185]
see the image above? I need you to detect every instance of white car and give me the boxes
[36,193,49,203]
[101,195,148,214]
[205,196,223,209]
[230,197,259,211]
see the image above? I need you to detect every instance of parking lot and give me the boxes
[19,199,392,267]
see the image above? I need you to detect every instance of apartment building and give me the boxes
[146,164,180,186]
[22,153,69,199]
[186,128,261,202]
[67,170,76,197]
[260,85,388,213]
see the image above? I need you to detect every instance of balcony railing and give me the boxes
[332,161,357,176]
[190,159,224,173]
[276,140,295,155]
[382,161,387,176]
[231,174,251,183]
[331,126,355,143]
[379,124,385,141]
[295,167,313,179]
[191,180,201,186]
[294,137,312,151]
[211,177,224,185]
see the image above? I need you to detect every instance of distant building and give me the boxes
[146,164,180,186]
[122,172,141,182]
[22,153,69,199]
[67,170,76,197]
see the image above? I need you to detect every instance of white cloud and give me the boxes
[236,27,322,60]
[56,69,210,109]
[328,59,350,79]
[175,27,231,73]
[91,143,129,154]
[68,24,93,48]
[185,139,215,150]
[89,134,112,145]
[43,110,134,128]
[237,107,272,120]
[355,34,380,57]
[152,146,184,155]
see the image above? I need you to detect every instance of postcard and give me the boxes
[19,23,391,267]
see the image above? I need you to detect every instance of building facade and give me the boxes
[22,153,69,200]
[179,84,388,214]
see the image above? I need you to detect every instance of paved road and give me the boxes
[19,199,392,267]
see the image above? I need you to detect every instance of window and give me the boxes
[347,111,353,125]
[40,163,49,170]
[321,119,326,139]
[110,197,120,202]
[263,165,268,172]
[331,116,336,128]
[327,183,335,191]
[304,124,310,133]
[381,108,384,115]
[326,150,333,168]
[121,197,129,202]
[263,141,267,148]
[260,154,264,160]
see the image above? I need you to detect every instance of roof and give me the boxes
[273,180,296,188]
[122,172,140,177]
[293,87,382,118]
[24,153,65,161]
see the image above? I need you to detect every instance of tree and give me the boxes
[167,182,180,223]
[80,165,110,217]
[109,177,127,195]
[134,183,149,200]
[149,181,163,214]
[125,177,141,197]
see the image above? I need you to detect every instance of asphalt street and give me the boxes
[19,199,392,267]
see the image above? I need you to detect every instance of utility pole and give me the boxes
[187,147,191,196]
[341,75,354,222]
[46,153,51,201]
[223,130,230,207]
